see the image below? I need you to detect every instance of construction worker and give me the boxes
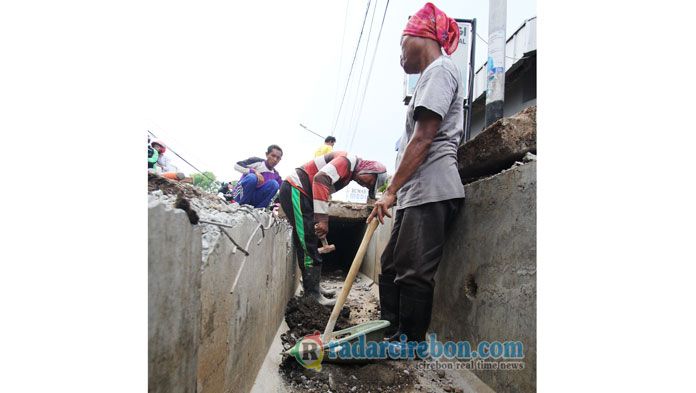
[314,136,336,158]
[148,143,159,169]
[150,139,187,181]
[231,145,283,209]
[280,151,388,306]
[217,182,234,203]
[150,139,172,172]
[367,3,465,348]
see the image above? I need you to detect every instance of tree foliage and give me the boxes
[377,175,391,193]
[192,171,221,194]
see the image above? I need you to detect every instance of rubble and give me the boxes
[457,105,536,184]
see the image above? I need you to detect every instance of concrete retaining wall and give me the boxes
[431,160,536,393]
[148,198,296,393]
[196,212,295,393]
[148,202,202,393]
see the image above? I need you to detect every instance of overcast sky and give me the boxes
[143,0,536,190]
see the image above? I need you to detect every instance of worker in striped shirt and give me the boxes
[279,151,388,306]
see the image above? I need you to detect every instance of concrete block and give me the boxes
[431,161,536,393]
[148,202,202,393]
[458,105,536,184]
[328,201,373,219]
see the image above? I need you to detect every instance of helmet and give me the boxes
[150,139,166,153]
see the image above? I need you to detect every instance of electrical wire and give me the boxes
[148,130,216,182]
[345,0,379,144]
[331,0,372,136]
[347,0,390,151]
[332,0,351,131]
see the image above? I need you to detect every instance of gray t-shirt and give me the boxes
[395,56,466,210]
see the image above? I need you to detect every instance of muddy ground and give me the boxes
[279,274,413,393]
[278,275,477,393]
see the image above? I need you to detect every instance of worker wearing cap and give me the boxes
[367,2,466,347]
[150,139,173,173]
[150,139,187,180]
[280,151,388,306]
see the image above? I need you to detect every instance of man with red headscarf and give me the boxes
[281,151,387,306]
[367,3,466,349]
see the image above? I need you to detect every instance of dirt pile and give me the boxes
[279,358,415,393]
[148,172,229,210]
[281,296,352,347]
[279,289,416,393]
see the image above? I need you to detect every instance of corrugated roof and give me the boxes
[472,16,537,100]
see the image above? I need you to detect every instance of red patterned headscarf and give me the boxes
[355,159,386,175]
[402,2,460,55]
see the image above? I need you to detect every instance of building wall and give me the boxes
[469,57,537,140]
[431,161,536,393]
[468,16,536,141]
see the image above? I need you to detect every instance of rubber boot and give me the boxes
[303,265,336,307]
[378,274,400,338]
[320,284,336,298]
[388,285,434,358]
[299,277,333,297]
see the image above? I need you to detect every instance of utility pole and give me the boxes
[485,0,506,127]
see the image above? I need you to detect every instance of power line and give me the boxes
[332,0,351,130]
[346,0,379,144]
[148,130,215,182]
[348,0,390,151]
[331,0,372,136]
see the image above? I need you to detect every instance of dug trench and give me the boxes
[148,174,500,392]
[276,218,481,393]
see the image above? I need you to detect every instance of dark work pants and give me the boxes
[380,199,462,290]
[278,180,322,271]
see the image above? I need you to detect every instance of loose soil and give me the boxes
[148,172,229,209]
[277,274,481,393]
[282,296,352,344]
[279,274,416,393]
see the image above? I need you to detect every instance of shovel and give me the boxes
[283,219,389,360]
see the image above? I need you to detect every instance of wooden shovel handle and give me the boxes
[322,219,379,342]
